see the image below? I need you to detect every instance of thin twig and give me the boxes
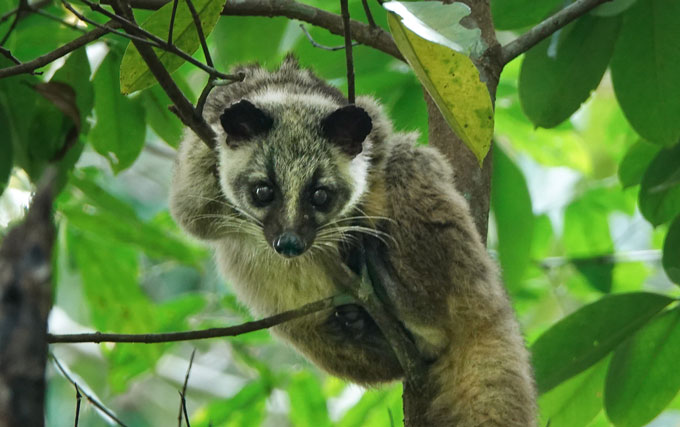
[361,0,376,28]
[501,0,612,65]
[196,74,244,116]
[62,1,164,47]
[0,11,21,45]
[0,46,20,64]
[81,0,239,81]
[74,384,82,427]
[177,349,196,427]
[339,0,354,103]
[299,24,358,51]
[109,0,217,148]
[52,356,128,427]
[0,22,115,78]
[167,0,179,43]
[179,392,191,427]
[108,0,403,60]
[31,7,87,33]
[184,0,213,67]
[48,295,352,343]
[0,7,18,26]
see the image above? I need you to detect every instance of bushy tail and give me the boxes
[426,314,537,426]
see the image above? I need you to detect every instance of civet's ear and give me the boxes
[321,105,372,157]
[220,100,273,147]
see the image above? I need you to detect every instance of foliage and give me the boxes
[1,0,680,425]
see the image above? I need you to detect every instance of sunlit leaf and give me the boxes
[385,4,493,165]
[619,140,661,188]
[639,143,680,226]
[192,380,270,426]
[492,144,533,291]
[91,51,146,173]
[539,355,610,427]
[610,0,680,145]
[383,1,485,58]
[338,389,391,427]
[288,372,332,427]
[663,215,680,284]
[519,14,621,128]
[605,308,680,427]
[490,0,562,30]
[120,0,223,94]
[531,292,674,393]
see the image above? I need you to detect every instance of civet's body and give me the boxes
[170,58,536,425]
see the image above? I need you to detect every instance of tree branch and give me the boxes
[109,0,217,149]
[500,0,613,65]
[116,0,403,60]
[52,356,127,427]
[340,0,355,103]
[0,23,116,79]
[78,0,239,81]
[47,295,351,344]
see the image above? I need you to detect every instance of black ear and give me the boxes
[220,100,273,147]
[321,105,372,157]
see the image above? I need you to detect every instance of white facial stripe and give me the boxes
[217,143,254,206]
[250,90,337,109]
[339,147,370,216]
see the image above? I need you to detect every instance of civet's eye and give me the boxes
[312,188,330,208]
[253,184,274,205]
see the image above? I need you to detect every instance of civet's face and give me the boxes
[216,96,372,258]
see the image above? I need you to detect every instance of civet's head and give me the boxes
[215,92,373,258]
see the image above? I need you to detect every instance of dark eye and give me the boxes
[312,188,330,209]
[253,184,274,205]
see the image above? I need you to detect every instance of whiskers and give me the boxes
[313,213,396,254]
[184,194,264,240]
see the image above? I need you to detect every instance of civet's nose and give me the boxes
[274,231,305,257]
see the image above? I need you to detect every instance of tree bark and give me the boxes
[402,1,501,423]
[0,171,56,427]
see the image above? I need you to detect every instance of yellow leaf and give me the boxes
[387,12,494,165]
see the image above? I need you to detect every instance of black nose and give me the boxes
[273,232,305,257]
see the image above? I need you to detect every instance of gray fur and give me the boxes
[170,57,537,426]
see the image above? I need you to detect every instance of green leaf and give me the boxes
[592,0,637,16]
[338,389,391,427]
[491,144,534,291]
[663,215,680,284]
[288,372,332,427]
[605,308,680,427]
[192,380,270,425]
[563,190,614,258]
[59,172,205,266]
[610,0,680,145]
[140,85,183,148]
[68,229,163,391]
[539,355,610,427]
[519,14,621,128]
[91,52,146,173]
[639,143,680,226]
[572,257,614,293]
[385,4,493,165]
[119,0,223,94]
[51,47,93,134]
[491,0,562,30]
[618,140,661,188]
[530,292,674,393]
